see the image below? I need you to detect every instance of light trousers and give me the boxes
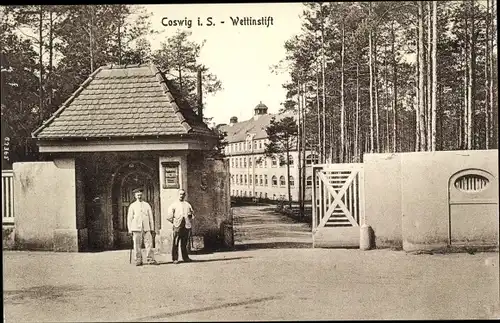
[132,231,155,263]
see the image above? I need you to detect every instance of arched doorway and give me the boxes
[112,161,158,249]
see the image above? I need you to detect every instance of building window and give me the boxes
[243,158,247,168]
[259,175,263,186]
[289,157,294,167]
[279,176,286,187]
[254,174,258,184]
[240,174,243,184]
[272,175,278,187]
[259,141,262,149]
[306,176,312,187]
[264,158,268,167]
[289,176,295,187]
[244,174,247,185]
[265,175,268,185]
[306,154,319,165]
[249,157,252,167]
[235,158,238,168]
[265,192,268,199]
[279,156,286,167]
[244,191,247,197]
[271,157,277,167]
[249,175,252,185]
[249,191,252,197]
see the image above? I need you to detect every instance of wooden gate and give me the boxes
[312,163,365,248]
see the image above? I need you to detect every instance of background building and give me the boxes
[219,102,317,202]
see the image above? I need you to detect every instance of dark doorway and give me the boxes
[112,161,157,250]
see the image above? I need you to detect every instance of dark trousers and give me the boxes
[172,227,191,261]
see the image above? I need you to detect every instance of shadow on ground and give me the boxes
[130,295,282,321]
[233,242,312,250]
[4,285,84,305]
[154,256,253,265]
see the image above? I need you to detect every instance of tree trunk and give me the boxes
[463,46,468,150]
[286,146,292,208]
[297,79,302,213]
[38,5,43,124]
[426,1,432,151]
[340,20,345,162]
[301,83,306,213]
[316,70,321,158]
[48,9,53,110]
[415,41,420,152]
[384,44,390,153]
[418,2,427,151]
[368,6,375,153]
[90,7,95,73]
[488,0,495,148]
[431,0,438,151]
[355,62,360,159]
[118,18,122,65]
[329,118,334,162]
[320,4,327,163]
[374,35,380,152]
[391,21,398,153]
[467,0,475,150]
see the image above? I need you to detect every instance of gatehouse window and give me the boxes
[272,175,278,186]
[454,174,490,192]
[280,176,286,187]
[161,161,180,189]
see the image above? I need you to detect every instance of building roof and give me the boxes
[219,111,293,143]
[32,63,215,140]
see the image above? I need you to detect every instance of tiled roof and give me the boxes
[33,63,215,139]
[219,112,294,143]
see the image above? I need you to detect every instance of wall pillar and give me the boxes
[158,153,188,254]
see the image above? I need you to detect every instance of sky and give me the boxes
[143,3,305,126]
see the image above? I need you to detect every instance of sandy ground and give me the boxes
[3,205,500,322]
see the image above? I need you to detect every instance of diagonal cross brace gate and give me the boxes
[312,163,365,247]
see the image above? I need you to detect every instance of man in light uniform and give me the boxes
[127,188,158,266]
[167,189,194,264]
